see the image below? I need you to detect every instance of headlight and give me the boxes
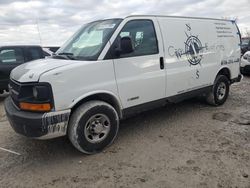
[18,83,53,112]
[33,86,38,99]
[32,86,49,101]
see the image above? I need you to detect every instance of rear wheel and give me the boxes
[206,75,230,106]
[68,100,119,154]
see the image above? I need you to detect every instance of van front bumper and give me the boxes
[4,97,70,139]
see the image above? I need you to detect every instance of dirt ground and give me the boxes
[0,77,250,188]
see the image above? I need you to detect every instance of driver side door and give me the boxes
[111,18,166,109]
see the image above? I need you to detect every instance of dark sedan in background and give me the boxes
[0,45,57,94]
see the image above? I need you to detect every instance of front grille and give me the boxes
[9,79,21,108]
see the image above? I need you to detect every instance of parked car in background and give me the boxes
[0,45,46,94]
[45,46,60,53]
[43,46,60,56]
[42,47,55,56]
[241,51,250,74]
[241,37,250,55]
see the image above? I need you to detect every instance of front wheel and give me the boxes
[68,101,119,154]
[206,75,230,106]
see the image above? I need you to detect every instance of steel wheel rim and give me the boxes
[84,114,111,143]
[217,82,226,100]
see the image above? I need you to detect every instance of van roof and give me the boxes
[126,15,234,22]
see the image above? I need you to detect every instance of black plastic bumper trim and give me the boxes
[4,97,70,139]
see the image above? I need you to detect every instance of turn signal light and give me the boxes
[20,102,51,112]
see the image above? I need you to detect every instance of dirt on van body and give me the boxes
[0,77,250,188]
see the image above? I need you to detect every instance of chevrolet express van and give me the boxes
[5,15,242,154]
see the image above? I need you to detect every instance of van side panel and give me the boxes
[157,17,240,97]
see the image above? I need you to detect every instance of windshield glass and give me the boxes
[57,19,122,60]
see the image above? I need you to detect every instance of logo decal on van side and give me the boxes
[168,24,208,66]
[184,24,204,66]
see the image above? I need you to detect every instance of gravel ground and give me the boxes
[0,77,250,188]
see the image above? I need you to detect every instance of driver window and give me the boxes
[119,20,158,58]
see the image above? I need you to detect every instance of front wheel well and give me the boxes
[71,93,122,119]
[217,68,231,81]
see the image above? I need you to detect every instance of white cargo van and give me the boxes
[5,15,242,154]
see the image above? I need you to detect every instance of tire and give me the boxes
[206,75,230,106]
[68,100,119,154]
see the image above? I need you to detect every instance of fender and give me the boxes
[69,90,123,117]
[216,66,231,80]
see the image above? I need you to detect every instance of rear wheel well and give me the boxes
[71,93,122,119]
[217,68,231,81]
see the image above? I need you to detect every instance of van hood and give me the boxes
[11,58,74,82]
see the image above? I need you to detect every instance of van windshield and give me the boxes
[56,19,122,61]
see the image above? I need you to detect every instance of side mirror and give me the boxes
[120,36,134,54]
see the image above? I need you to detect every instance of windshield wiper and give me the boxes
[58,52,74,56]
[52,52,76,60]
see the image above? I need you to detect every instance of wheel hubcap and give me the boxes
[217,82,226,100]
[84,114,111,143]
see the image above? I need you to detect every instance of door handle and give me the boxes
[160,57,164,70]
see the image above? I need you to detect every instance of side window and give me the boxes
[119,20,158,58]
[29,48,42,60]
[0,48,24,64]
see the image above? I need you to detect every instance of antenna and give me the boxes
[36,19,42,46]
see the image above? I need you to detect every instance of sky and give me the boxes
[0,0,249,46]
